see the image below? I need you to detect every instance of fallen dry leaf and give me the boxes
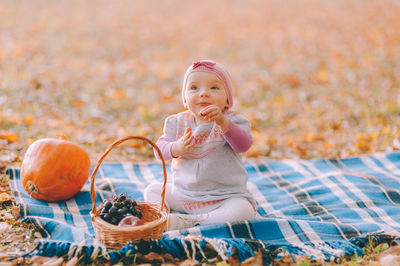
[0,222,12,234]
[0,132,19,143]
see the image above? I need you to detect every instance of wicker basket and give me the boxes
[89,136,168,250]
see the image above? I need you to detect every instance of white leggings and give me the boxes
[144,183,256,224]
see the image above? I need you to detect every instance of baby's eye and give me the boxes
[210,86,219,90]
[190,85,198,90]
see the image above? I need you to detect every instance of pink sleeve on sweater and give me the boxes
[155,137,174,161]
[223,121,253,153]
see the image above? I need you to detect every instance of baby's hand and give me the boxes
[199,105,229,131]
[171,128,195,158]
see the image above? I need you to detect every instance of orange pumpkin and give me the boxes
[21,138,91,202]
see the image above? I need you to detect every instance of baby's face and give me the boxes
[185,71,228,119]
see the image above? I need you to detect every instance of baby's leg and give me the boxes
[143,183,185,212]
[143,182,164,203]
[201,196,256,224]
[167,197,256,230]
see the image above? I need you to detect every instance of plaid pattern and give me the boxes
[6,152,400,262]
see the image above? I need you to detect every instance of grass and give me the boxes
[0,0,399,264]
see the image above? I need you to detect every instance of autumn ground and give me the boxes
[0,0,400,264]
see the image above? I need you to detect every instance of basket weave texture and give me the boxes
[89,136,168,250]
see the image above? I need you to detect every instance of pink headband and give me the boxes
[182,60,233,109]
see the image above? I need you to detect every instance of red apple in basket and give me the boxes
[118,215,145,227]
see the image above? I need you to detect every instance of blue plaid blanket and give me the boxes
[6,152,400,264]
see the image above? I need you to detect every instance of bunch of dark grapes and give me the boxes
[99,193,142,225]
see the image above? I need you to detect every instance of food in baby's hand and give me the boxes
[99,193,143,225]
[118,215,145,227]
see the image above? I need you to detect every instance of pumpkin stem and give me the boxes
[26,181,39,194]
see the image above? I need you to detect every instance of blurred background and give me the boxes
[0,0,399,164]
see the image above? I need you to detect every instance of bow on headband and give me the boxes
[192,61,216,70]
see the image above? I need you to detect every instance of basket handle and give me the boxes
[90,136,168,216]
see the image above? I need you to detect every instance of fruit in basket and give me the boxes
[118,215,145,227]
[20,138,91,202]
[100,193,143,225]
